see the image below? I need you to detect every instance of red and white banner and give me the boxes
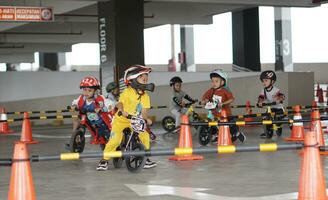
[0,6,54,22]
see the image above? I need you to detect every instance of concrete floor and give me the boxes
[1,123,328,200]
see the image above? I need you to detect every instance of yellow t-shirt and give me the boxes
[115,86,150,123]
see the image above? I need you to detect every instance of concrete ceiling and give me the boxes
[0,0,324,63]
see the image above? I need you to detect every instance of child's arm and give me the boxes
[201,89,211,105]
[116,102,129,117]
[274,91,285,102]
[141,108,152,125]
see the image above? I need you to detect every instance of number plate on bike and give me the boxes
[131,116,146,132]
[87,112,99,121]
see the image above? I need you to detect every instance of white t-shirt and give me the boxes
[259,86,284,109]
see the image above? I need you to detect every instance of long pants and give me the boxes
[103,118,150,160]
[170,108,187,127]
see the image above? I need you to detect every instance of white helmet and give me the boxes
[123,65,152,84]
[210,69,228,86]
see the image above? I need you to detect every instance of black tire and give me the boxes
[162,116,176,132]
[113,146,123,168]
[198,126,211,146]
[69,127,86,153]
[125,143,145,173]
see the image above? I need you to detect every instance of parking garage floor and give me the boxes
[1,123,328,200]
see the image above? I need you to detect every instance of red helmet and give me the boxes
[123,65,152,84]
[80,76,100,89]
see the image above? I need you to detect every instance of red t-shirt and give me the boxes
[202,87,234,117]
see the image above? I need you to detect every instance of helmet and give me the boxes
[210,69,228,86]
[123,65,152,84]
[169,76,183,86]
[106,82,118,93]
[260,70,276,82]
[80,76,100,89]
[123,65,155,92]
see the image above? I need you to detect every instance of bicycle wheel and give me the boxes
[69,127,86,153]
[125,143,145,173]
[198,126,211,146]
[162,116,176,132]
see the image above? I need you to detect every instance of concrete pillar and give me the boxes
[180,25,195,72]
[274,7,293,71]
[39,53,59,71]
[232,7,261,71]
[98,0,144,92]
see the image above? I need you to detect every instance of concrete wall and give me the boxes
[0,71,314,124]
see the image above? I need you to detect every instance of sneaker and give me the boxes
[237,131,246,143]
[96,159,109,171]
[143,158,157,169]
[231,134,238,143]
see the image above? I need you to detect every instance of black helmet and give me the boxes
[170,76,183,86]
[260,70,276,82]
[106,82,118,93]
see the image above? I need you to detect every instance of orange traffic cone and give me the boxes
[310,109,328,156]
[318,88,324,104]
[284,105,304,142]
[218,109,233,146]
[298,131,327,200]
[20,112,38,144]
[169,115,203,161]
[312,100,318,109]
[8,142,36,200]
[244,100,253,123]
[315,84,320,97]
[0,107,14,134]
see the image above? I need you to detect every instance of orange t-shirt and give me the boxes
[202,87,234,117]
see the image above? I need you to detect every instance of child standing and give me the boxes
[169,76,197,128]
[201,69,246,143]
[97,65,156,171]
[257,70,285,139]
[71,76,112,143]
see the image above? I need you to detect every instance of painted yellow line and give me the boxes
[60,153,80,160]
[218,145,236,154]
[103,151,123,159]
[236,121,246,126]
[260,143,277,152]
[208,121,218,126]
[175,148,193,155]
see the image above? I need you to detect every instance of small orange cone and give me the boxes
[284,105,304,142]
[310,109,328,156]
[20,112,38,144]
[218,109,233,146]
[169,115,203,161]
[315,84,320,97]
[312,100,318,109]
[8,142,36,200]
[318,88,324,104]
[0,107,14,134]
[298,131,327,200]
[244,100,253,123]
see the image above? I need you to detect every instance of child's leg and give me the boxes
[138,131,150,150]
[170,109,181,127]
[103,122,126,160]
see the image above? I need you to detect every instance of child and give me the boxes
[201,69,246,143]
[257,70,285,139]
[106,81,120,112]
[97,65,156,171]
[169,76,197,128]
[71,76,112,143]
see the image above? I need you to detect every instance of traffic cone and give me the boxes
[8,142,36,200]
[244,100,254,123]
[0,107,14,134]
[318,88,324,104]
[20,112,38,144]
[169,115,203,161]
[298,131,327,200]
[312,100,318,109]
[284,105,304,142]
[310,109,328,156]
[315,83,320,97]
[217,109,233,146]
